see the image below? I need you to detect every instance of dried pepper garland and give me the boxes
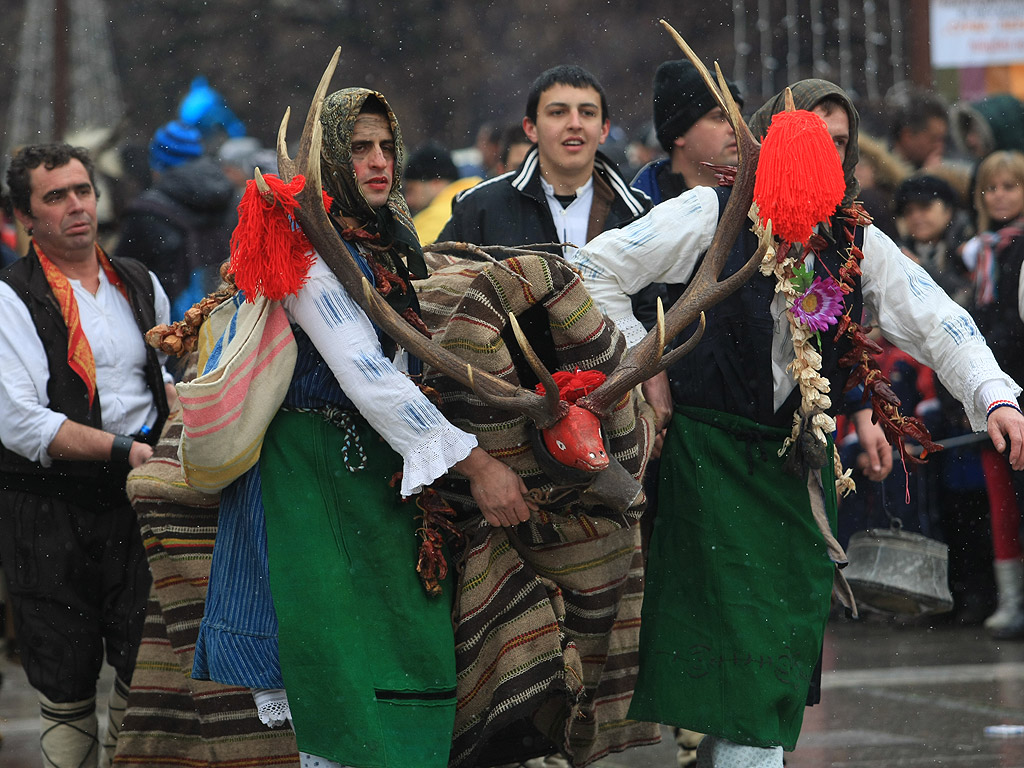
[146,263,237,358]
[752,106,940,498]
[830,207,943,468]
[756,202,942,498]
[388,476,464,597]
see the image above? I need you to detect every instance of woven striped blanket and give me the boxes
[118,417,299,767]
[415,255,659,766]
[416,255,652,522]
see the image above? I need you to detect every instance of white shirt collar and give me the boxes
[539,176,595,264]
[539,174,594,199]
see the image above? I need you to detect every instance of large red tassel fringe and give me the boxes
[229,174,321,301]
[535,369,607,403]
[753,110,846,246]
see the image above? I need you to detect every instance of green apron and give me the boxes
[261,410,455,767]
[628,407,837,750]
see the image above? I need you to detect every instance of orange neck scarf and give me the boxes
[34,241,128,407]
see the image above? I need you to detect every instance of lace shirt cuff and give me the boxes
[252,688,291,728]
[955,360,1023,432]
[400,425,477,496]
[613,312,649,347]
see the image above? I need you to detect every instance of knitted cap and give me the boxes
[653,60,744,152]
[217,136,261,169]
[404,141,459,181]
[149,120,203,172]
[894,175,958,216]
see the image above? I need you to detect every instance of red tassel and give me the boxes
[535,368,607,403]
[753,110,846,246]
[229,174,323,301]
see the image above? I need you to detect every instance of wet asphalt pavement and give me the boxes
[4,616,1024,766]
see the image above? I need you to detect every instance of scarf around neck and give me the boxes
[35,241,129,406]
[974,215,1024,306]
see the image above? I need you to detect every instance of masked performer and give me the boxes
[190,88,532,768]
[575,79,1024,767]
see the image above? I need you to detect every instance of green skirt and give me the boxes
[261,410,456,768]
[628,407,836,750]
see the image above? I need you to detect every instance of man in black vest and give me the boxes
[0,143,174,767]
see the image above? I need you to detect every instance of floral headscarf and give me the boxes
[320,87,426,279]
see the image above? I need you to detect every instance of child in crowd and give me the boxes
[960,151,1024,638]
[895,174,974,306]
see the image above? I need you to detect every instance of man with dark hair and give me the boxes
[5,144,98,215]
[887,86,950,169]
[439,64,650,260]
[438,65,650,768]
[496,122,532,175]
[632,59,745,203]
[403,141,481,244]
[523,64,609,126]
[0,142,175,767]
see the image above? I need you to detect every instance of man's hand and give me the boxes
[642,371,673,459]
[989,406,1024,470]
[641,371,673,431]
[165,381,181,415]
[455,447,537,527]
[128,440,154,469]
[851,408,893,482]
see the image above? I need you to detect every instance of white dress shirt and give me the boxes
[540,175,595,262]
[574,185,1021,431]
[0,267,173,466]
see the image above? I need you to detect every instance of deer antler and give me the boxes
[578,21,772,418]
[275,48,568,428]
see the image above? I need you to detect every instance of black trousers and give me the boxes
[0,487,151,702]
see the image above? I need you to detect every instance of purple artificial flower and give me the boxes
[792,276,844,332]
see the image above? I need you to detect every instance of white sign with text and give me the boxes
[931,0,1024,68]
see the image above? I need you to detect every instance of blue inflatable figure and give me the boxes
[179,76,246,138]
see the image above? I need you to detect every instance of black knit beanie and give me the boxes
[893,175,959,216]
[404,141,459,182]
[653,60,744,153]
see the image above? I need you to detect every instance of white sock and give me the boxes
[299,752,350,768]
[695,734,784,768]
[39,693,99,768]
[100,676,130,767]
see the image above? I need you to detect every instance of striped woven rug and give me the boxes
[117,417,299,767]
[416,255,660,766]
